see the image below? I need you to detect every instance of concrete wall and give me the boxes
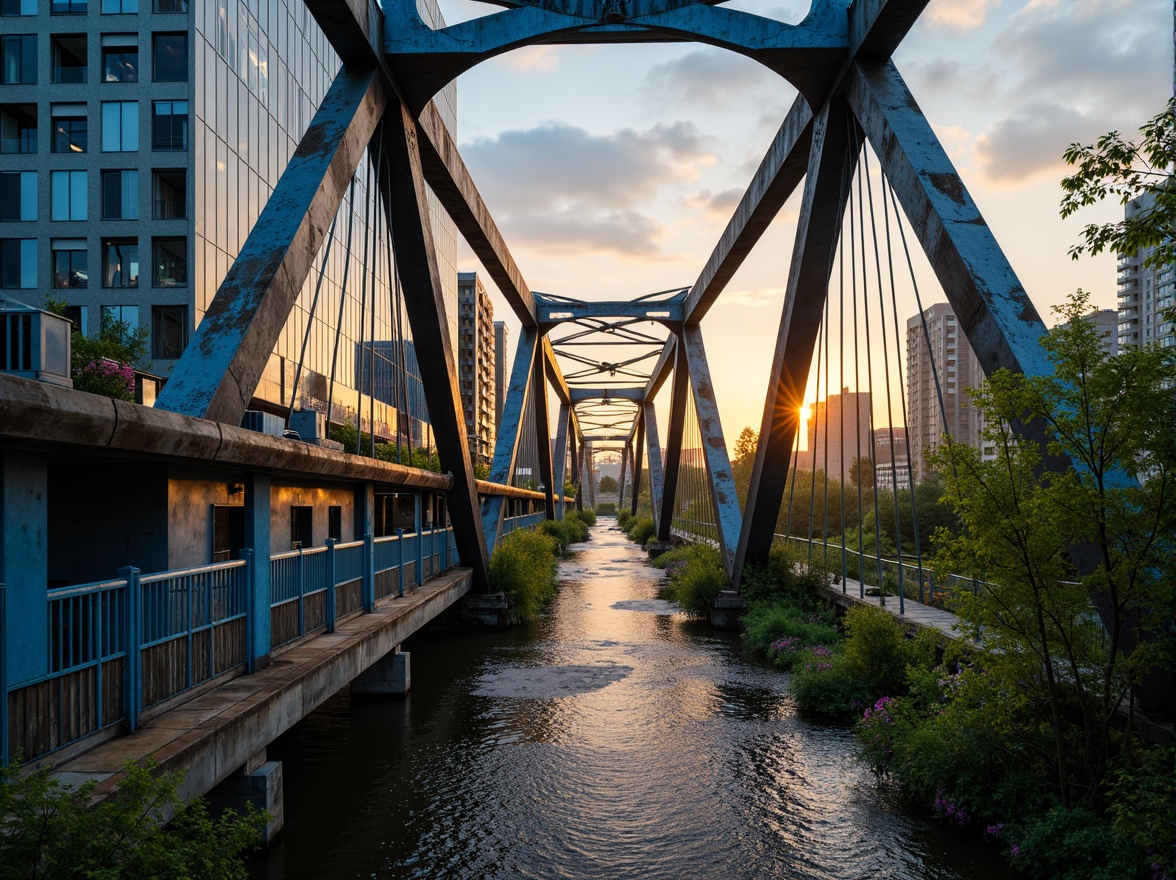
[167,469,245,570]
[47,463,169,586]
[270,482,359,555]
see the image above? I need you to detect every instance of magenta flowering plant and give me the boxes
[74,357,136,401]
[855,695,901,775]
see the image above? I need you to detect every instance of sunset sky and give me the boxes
[436,0,1172,450]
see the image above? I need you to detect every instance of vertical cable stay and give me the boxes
[808,287,824,565]
[355,154,374,455]
[326,176,359,431]
[286,209,340,427]
[368,130,385,461]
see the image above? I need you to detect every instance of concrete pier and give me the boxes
[352,646,411,697]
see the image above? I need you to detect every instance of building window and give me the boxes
[212,505,244,562]
[151,100,187,150]
[152,33,186,82]
[0,104,36,153]
[0,238,36,289]
[101,100,138,151]
[152,304,186,358]
[152,167,184,218]
[52,239,88,289]
[0,171,36,221]
[51,105,87,153]
[1,1,39,15]
[153,0,185,10]
[101,41,138,82]
[51,170,87,221]
[152,236,185,287]
[50,170,88,223]
[327,506,342,542]
[63,304,87,333]
[51,34,87,84]
[100,168,137,220]
[51,0,88,12]
[100,304,138,340]
[101,0,138,11]
[1,35,36,84]
[290,506,312,550]
[101,237,137,287]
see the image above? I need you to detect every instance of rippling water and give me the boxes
[254,524,1005,880]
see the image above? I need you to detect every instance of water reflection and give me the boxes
[256,525,1005,880]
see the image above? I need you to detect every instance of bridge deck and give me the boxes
[50,569,472,803]
[822,578,970,643]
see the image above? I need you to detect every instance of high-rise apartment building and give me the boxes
[0,0,458,447]
[905,302,986,484]
[1117,191,1174,351]
[457,271,495,466]
[803,387,872,483]
[873,426,911,491]
[493,319,508,431]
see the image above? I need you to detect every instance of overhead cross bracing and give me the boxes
[152,0,1074,601]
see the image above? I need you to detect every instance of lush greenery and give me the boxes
[623,516,655,545]
[0,760,265,879]
[571,507,596,528]
[653,544,728,617]
[594,502,617,516]
[46,298,148,401]
[598,474,618,495]
[616,509,632,530]
[539,516,589,554]
[329,423,443,471]
[488,527,559,622]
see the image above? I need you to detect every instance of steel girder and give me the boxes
[655,343,691,542]
[734,99,861,581]
[552,403,571,518]
[631,412,645,517]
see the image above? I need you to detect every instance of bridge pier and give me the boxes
[708,590,744,630]
[208,750,285,845]
[352,645,411,697]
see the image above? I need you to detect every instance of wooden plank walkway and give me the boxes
[822,576,971,643]
[50,569,472,803]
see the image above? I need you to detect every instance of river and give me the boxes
[253,522,1006,879]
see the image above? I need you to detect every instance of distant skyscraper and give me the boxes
[1117,191,1174,351]
[1056,307,1119,360]
[493,319,509,435]
[804,387,872,482]
[457,272,495,466]
[905,303,986,484]
[873,426,911,491]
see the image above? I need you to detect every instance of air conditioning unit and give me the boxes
[289,409,342,450]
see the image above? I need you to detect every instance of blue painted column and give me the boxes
[244,472,272,670]
[0,450,48,687]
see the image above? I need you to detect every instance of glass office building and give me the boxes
[0,0,458,447]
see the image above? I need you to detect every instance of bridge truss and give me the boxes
[156,0,1060,594]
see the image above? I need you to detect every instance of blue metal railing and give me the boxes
[502,511,546,535]
[1,527,465,766]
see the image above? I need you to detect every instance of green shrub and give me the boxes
[741,548,831,611]
[1012,807,1145,880]
[617,509,633,529]
[489,528,558,621]
[539,519,577,554]
[572,507,597,528]
[659,544,728,617]
[0,759,265,879]
[626,516,656,545]
[743,601,839,663]
[790,652,872,717]
[594,502,616,517]
[842,604,909,694]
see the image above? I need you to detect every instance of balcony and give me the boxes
[0,299,73,388]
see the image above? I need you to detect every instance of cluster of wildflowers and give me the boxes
[856,696,899,773]
[74,357,136,399]
[664,560,687,578]
[769,636,801,654]
[932,789,969,826]
[801,645,833,672]
[983,823,1004,840]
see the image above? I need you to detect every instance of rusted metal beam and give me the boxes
[734,99,860,583]
[681,325,742,575]
[376,101,489,592]
[156,68,384,423]
[845,61,1052,381]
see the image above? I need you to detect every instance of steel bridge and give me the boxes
[153,0,1058,590]
[0,0,1085,822]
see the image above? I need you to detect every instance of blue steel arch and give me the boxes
[383,0,851,115]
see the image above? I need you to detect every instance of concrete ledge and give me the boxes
[51,568,472,804]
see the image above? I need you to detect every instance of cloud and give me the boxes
[685,187,744,217]
[971,0,1168,186]
[924,0,1001,30]
[722,287,785,308]
[461,121,716,256]
[644,49,774,108]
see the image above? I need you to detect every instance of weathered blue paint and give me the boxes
[569,387,646,404]
[244,472,271,668]
[734,99,860,583]
[482,327,539,555]
[845,61,1054,383]
[617,442,629,511]
[681,326,743,576]
[643,403,666,527]
[655,343,691,542]
[156,67,384,425]
[0,450,48,687]
[534,348,557,519]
